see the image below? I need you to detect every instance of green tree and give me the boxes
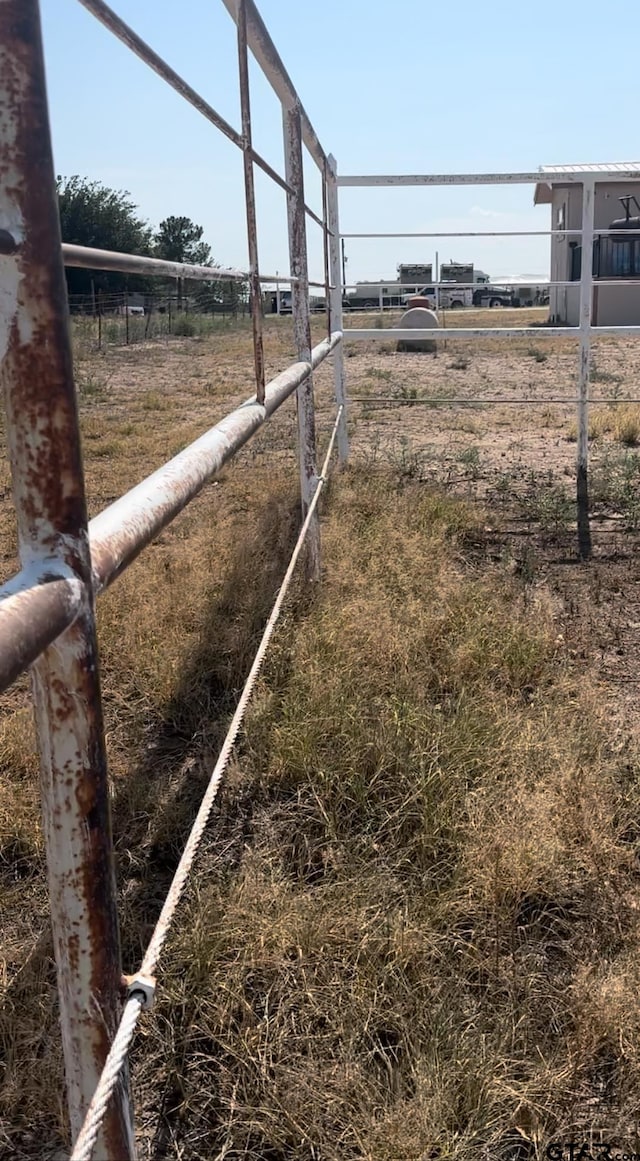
[56,176,153,301]
[154,216,212,266]
[155,217,239,313]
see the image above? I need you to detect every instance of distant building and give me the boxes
[534,162,640,325]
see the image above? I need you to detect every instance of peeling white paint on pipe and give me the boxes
[89,334,342,593]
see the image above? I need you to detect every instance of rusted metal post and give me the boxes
[321,167,331,340]
[237,0,266,403]
[326,155,349,463]
[0,4,135,1156]
[283,104,320,580]
[577,177,595,559]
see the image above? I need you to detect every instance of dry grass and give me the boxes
[128,470,640,1160]
[567,405,640,447]
[3,318,640,1158]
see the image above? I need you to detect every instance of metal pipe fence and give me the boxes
[0,1,347,1157]
[1,0,639,1157]
[339,173,640,559]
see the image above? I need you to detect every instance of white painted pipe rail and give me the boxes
[342,229,639,238]
[90,333,342,593]
[338,170,640,186]
[343,326,640,341]
[62,243,295,286]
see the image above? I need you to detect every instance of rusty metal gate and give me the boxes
[0,1,347,1155]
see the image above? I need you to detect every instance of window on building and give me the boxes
[557,203,566,231]
[570,236,640,281]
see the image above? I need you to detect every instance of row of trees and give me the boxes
[57,176,245,310]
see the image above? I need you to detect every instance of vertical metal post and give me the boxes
[577,178,595,559]
[283,103,320,579]
[0,4,135,1156]
[237,0,266,403]
[326,155,349,463]
[321,167,331,340]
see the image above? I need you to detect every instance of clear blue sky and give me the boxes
[41,0,639,285]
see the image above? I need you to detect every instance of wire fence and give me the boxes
[69,292,254,355]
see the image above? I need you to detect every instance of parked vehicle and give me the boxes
[344,283,414,310]
[117,304,145,317]
[404,284,473,310]
[472,286,514,307]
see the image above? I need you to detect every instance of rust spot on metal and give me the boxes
[68,932,80,975]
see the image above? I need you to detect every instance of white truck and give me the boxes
[403,283,474,310]
[403,264,511,310]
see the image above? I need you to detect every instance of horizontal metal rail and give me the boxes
[346,280,640,292]
[0,334,342,694]
[305,204,333,233]
[77,3,331,228]
[343,326,640,340]
[220,0,327,172]
[63,245,332,290]
[0,571,83,692]
[342,229,639,238]
[350,396,640,406]
[62,243,292,285]
[90,332,341,592]
[338,170,640,187]
[74,0,296,199]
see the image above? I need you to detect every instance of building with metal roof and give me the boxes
[534,163,640,325]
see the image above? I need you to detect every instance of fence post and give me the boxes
[326,155,349,463]
[321,171,331,340]
[0,4,135,1157]
[283,103,320,580]
[577,177,595,559]
[237,0,266,403]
